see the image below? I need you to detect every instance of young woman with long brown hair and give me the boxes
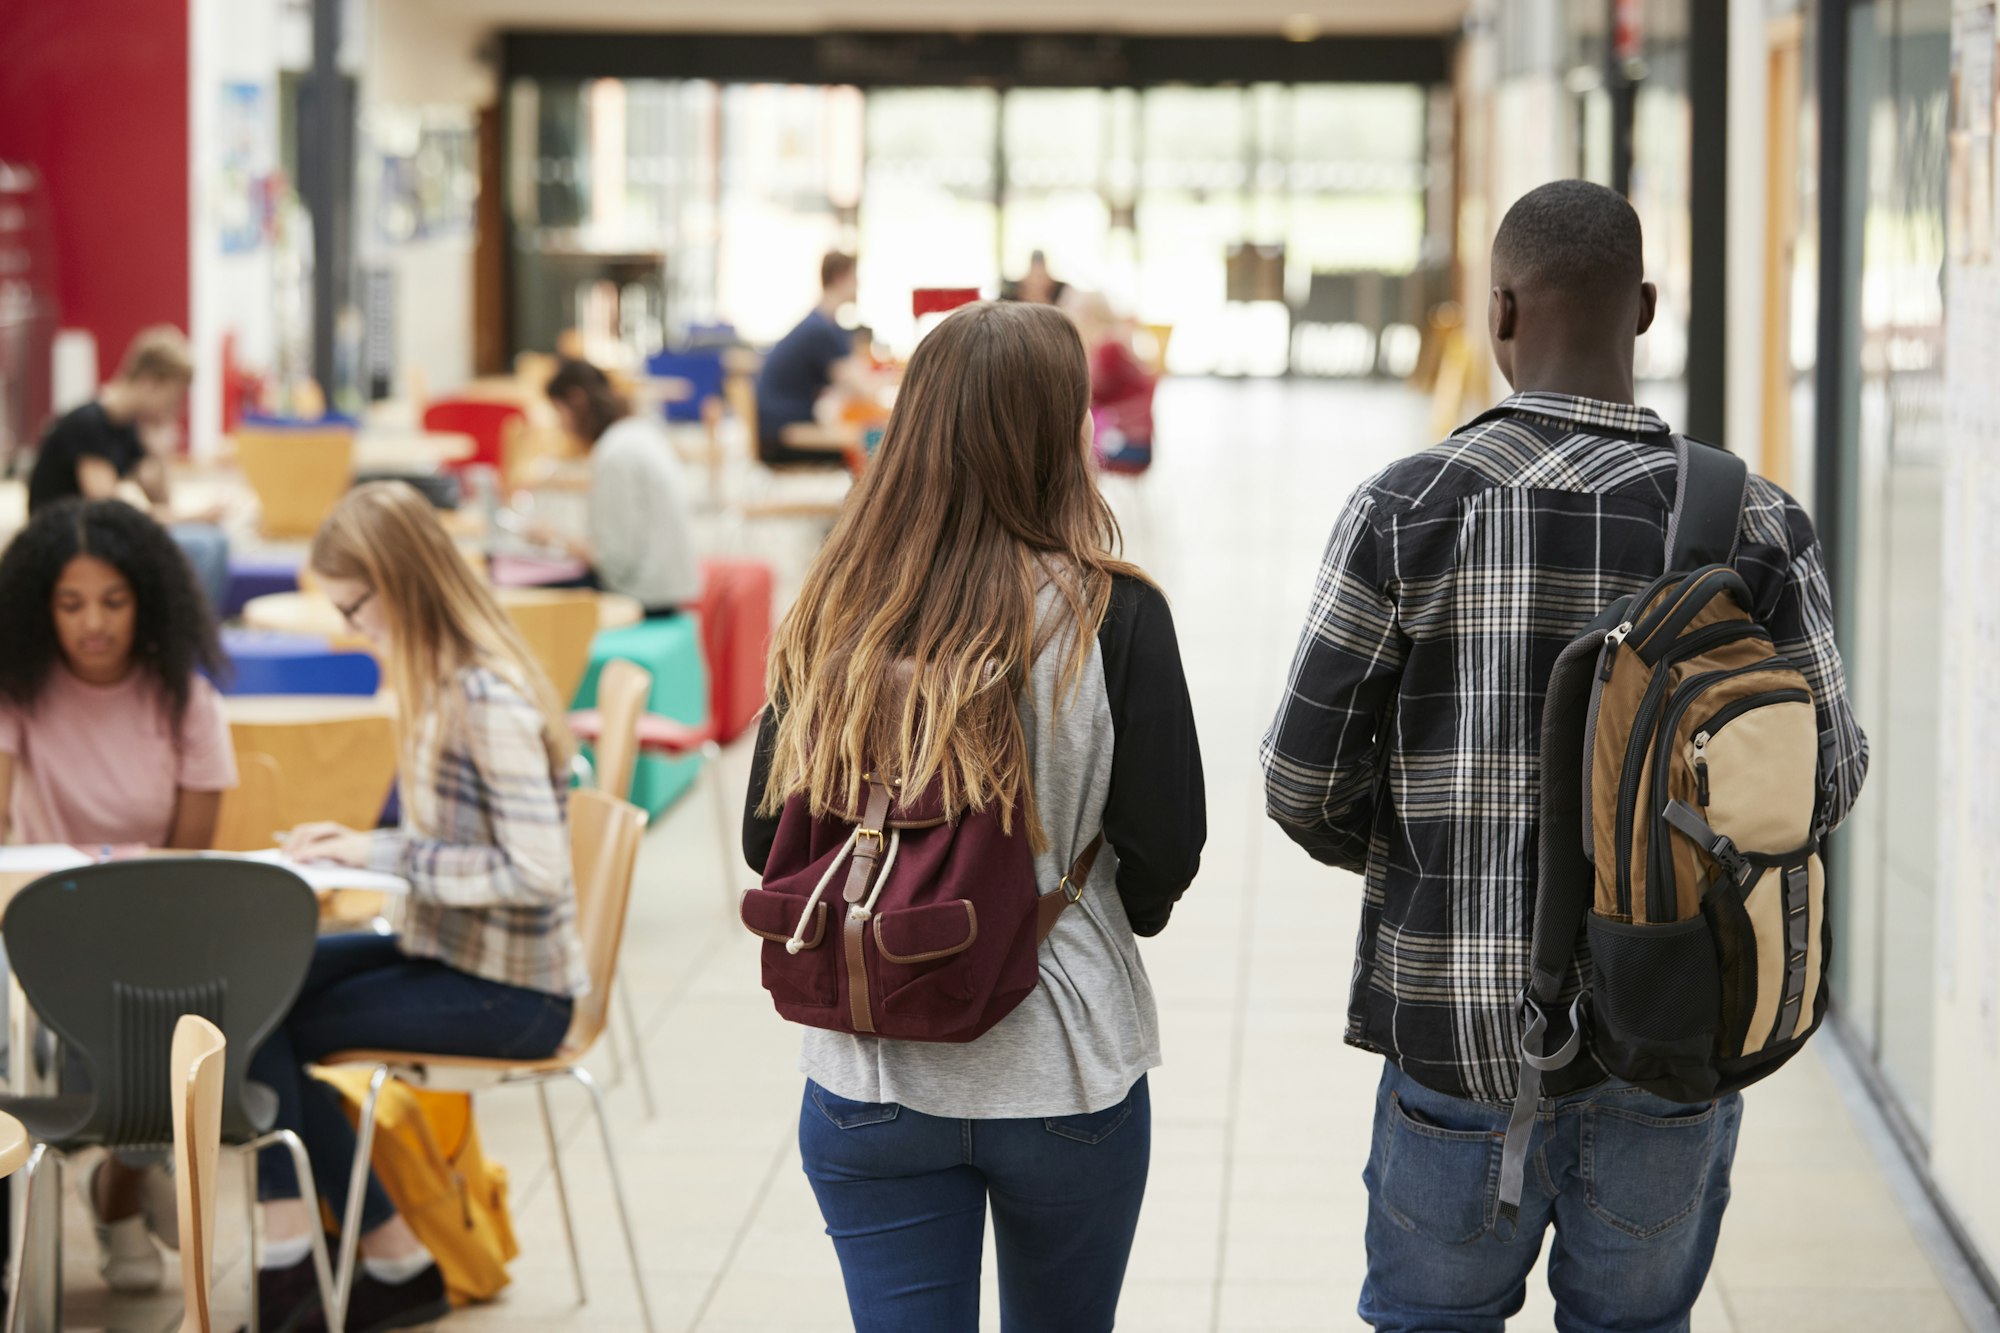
[743,300,1206,1332]
[249,483,585,1332]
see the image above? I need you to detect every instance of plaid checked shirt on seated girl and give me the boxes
[367,665,590,998]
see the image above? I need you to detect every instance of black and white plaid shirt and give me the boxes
[1260,393,1869,1105]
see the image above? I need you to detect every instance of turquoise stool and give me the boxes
[574,615,709,818]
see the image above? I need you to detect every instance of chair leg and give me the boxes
[615,983,658,1119]
[703,739,737,913]
[239,1130,338,1328]
[3,1142,47,1333]
[535,1082,587,1305]
[245,1152,260,1333]
[570,1067,655,1333]
[600,998,629,1090]
[332,1066,390,1333]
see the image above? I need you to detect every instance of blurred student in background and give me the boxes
[26,327,232,610]
[535,357,700,617]
[1065,291,1158,475]
[1003,249,1069,306]
[0,499,236,1294]
[756,251,879,465]
[251,483,585,1332]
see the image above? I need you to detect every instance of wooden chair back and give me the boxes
[502,589,601,706]
[213,751,285,852]
[562,788,647,1055]
[235,428,355,539]
[171,1015,227,1333]
[590,660,653,802]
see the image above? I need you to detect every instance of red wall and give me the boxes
[0,1,189,379]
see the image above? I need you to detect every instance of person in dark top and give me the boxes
[1001,249,1067,306]
[28,326,232,609]
[1261,180,1867,1331]
[755,252,870,465]
[742,300,1203,1333]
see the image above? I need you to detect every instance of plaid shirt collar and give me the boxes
[1474,391,1672,439]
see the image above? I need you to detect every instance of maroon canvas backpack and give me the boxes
[741,772,1102,1042]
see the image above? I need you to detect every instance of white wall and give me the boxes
[360,0,493,399]
[1931,1,2000,1281]
[188,0,287,453]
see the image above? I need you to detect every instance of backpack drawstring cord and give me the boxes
[783,826,902,953]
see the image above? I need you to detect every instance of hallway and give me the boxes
[69,380,1981,1331]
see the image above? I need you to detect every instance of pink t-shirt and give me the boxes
[0,667,238,847]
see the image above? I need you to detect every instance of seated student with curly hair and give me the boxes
[0,498,237,1294]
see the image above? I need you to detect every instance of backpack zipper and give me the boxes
[1643,665,1800,919]
[1613,621,1771,920]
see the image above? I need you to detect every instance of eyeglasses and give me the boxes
[334,588,376,629]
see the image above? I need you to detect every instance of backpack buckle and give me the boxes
[1060,871,1085,903]
[855,827,886,852]
[1708,835,1752,886]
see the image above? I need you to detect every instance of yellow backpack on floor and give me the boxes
[316,1069,520,1305]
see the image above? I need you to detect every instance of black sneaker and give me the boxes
[238,1252,322,1333]
[304,1262,450,1333]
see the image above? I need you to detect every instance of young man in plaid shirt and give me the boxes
[1262,180,1866,1331]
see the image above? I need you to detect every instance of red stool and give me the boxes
[422,399,524,474]
[693,558,773,744]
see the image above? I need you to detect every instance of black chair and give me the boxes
[0,858,337,1331]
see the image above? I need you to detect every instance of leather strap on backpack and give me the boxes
[1036,834,1105,945]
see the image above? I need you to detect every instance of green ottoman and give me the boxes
[574,614,710,817]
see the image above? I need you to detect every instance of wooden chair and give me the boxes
[567,659,655,1112]
[235,427,356,539]
[171,1015,227,1333]
[501,589,602,705]
[315,788,654,1332]
[213,751,285,853]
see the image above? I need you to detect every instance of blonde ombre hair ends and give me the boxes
[310,483,571,789]
[759,301,1144,850]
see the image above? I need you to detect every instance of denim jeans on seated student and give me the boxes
[168,522,231,614]
[1362,1060,1740,1333]
[799,1075,1151,1333]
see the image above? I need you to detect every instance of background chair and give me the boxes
[422,399,524,477]
[234,426,356,540]
[171,1015,227,1333]
[500,588,602,705]
[316,788,653,1333]
[0,860,336,1333]
[213,751,285,853]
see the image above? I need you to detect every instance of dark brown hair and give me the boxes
[820,251,857,290]
[544,358,630,444]
[760,300,1143,848]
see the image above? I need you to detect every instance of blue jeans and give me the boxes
[799,1075,1151,1333]
[168,522,231,614]
[251,932,572,1231]
[1362,1060,1741,1333]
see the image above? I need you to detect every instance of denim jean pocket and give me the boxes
[1044,1091,1135,1145]
[1377,1093,1502,1245]
[809,1081,902,1130]
[1582,1094,1722,1239]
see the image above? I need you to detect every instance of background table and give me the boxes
[353,428,477,472]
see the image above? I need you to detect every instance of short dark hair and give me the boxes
[544,358,630,444]
[1492,179,1644,303]
[821,252,858,290]
[0,499,226,734]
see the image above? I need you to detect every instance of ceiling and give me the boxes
[417,0,1470,37]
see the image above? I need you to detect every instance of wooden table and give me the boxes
[226,694,400,832]
[353,428,476,472]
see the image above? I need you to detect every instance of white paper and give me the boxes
[0,846,92,875]
[210,850,410,896]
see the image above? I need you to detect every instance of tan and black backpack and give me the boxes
[1497,437,1838,1231]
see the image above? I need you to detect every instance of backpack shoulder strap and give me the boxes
[1036,835,1105,945]
[1665,436,1750,570]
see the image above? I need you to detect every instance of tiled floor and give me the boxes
[72,379,1976,1331]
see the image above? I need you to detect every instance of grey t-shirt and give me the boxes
[744,574,1206,1119]
[588,416,700,610]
